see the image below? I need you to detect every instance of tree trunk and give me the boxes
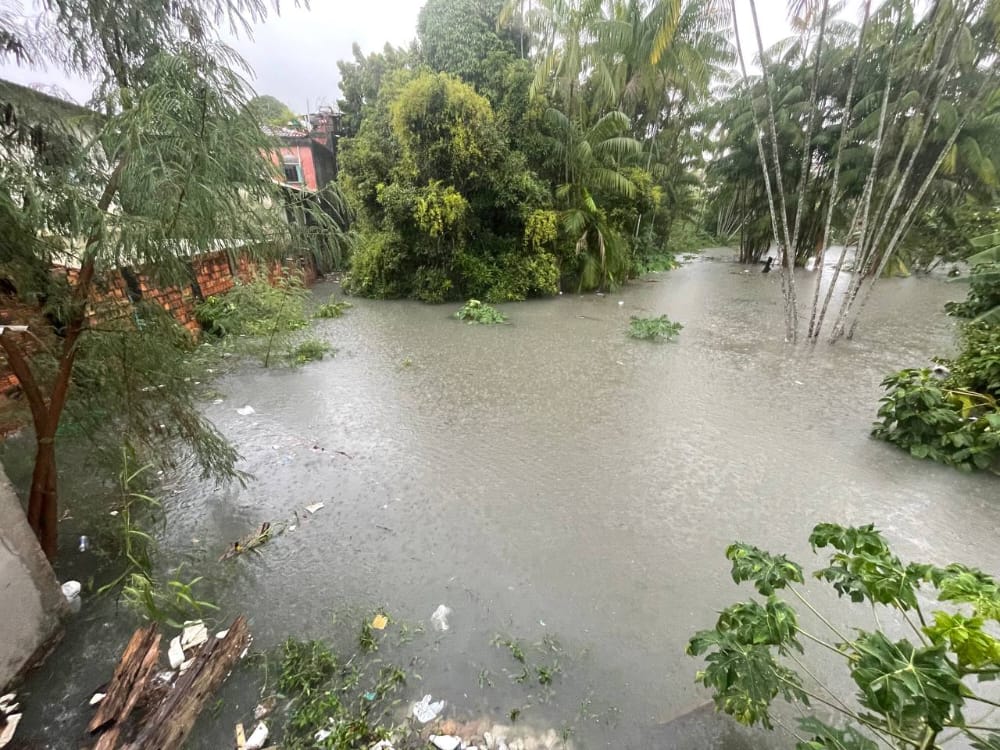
[730,0,793,340]
[1,158,124,558]
[747,0,798,340]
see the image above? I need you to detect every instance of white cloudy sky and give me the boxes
[0,0,866,111]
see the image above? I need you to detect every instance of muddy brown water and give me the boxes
[4,249,997,749]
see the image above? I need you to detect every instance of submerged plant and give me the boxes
[272,619,409,750]
[455,299,507,325]
[315,296,354,319]
[195,273,309,337]
[288,338,333,365]
[627,315,683,341]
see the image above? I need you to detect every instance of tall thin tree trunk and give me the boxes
[748,0,798,340]
[830,57,959,341]
[843,114,971,339]
[789,0,829,261]
[730,0,794,341]
[806,0,872,340]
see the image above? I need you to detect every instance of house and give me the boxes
[267,107,341,191]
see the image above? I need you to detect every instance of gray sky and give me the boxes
[0,1,821,111]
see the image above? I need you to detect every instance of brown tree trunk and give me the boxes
[3,158,123,558]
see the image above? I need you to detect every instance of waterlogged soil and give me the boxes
[5,249,999,749]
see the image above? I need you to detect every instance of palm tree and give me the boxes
[546,107,642,289]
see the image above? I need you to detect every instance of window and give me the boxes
[282,152,303,183]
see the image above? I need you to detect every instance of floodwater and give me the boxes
[5,249,999,749]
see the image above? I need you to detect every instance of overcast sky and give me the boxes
[0,0,841,111]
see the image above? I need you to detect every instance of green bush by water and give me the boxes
[874,322,1000,472]
[195,274,309,337]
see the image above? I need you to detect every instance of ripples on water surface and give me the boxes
[5,251,998,748]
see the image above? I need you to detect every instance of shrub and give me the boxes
[455,299,507,324]
[342,232,405,299]
[194,274,308,337]
[315,296,353,318]
[413,266,454,303]
[289,338,333,365]
[872,368,1000,471]
[945,261,1000,322]
[946,322,1000,398]
[627,315,683,341]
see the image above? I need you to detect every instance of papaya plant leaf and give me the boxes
[726,542,804,595]
[795,716,879,750]
[810,524,920,609]
[689,632,807,730]
[714,598,804,654]
[849,631,964,733]
[922,564,1000,621]
[923,611,1000,670]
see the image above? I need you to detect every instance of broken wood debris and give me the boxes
[87,615,251,749]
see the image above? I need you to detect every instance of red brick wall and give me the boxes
[0,251,318,397]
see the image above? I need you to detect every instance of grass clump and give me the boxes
[195,274,308,337]
[272,622,408,750]
[315,296,353,319]
[627,314,682,341]
[455,299,507,325]
[288,338,333,365]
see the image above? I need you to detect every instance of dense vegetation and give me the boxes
[690,524,1000,749]
[874,234,1000,472]
[332,0,1000,349]
[337,0,726,301]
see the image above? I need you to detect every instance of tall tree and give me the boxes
[0,1,336,558]
[248,94,297,127]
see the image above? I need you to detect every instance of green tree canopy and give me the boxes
[417,0,521,88]
[248,94,297,127]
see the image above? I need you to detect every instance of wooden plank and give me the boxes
[88,624,161,750]
[121,616,251,750]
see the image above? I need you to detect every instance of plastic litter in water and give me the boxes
[429,735,462,750]
[411,694,445,723]
[236,405,256,416]
[244,722,268,750]
[61,580,82,613]
[371,614,388,630]
[168,637,185,670]
[431,604,452,632]
[180,621,208,651]
[78,535,89,552]
[304,502,325,514]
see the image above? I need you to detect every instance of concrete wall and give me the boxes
[0,470,68,691]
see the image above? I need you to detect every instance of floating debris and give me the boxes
[236,405,256,416]
[371,614,389,630]
[244,721,269,750]
[304,502,325,514]
[219,522,273,561]
[412,694,446,723]
[431,604,452,632]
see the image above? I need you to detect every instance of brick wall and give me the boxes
[0,251,318,397]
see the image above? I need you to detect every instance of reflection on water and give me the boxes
[5,250,996,749]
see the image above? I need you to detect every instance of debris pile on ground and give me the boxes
[87,616,251,749]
